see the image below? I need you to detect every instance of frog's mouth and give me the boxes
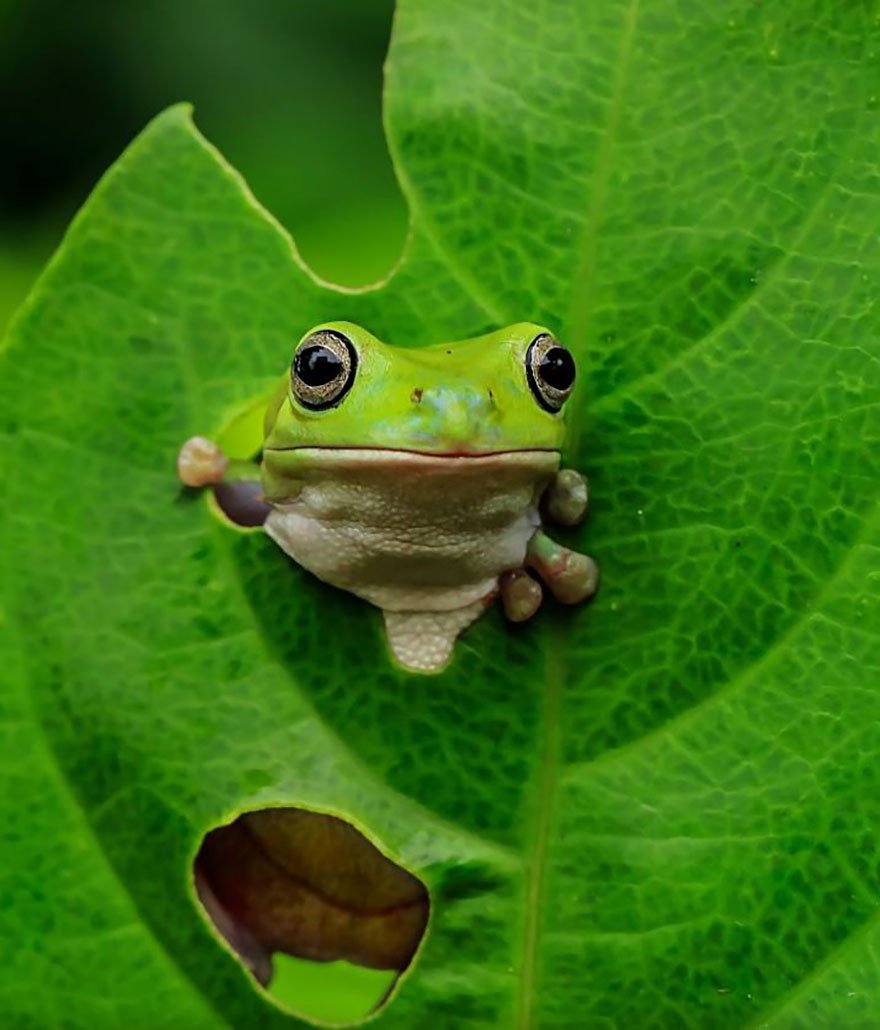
[263,446,560,465]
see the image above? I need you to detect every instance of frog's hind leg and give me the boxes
[383,600,489,673]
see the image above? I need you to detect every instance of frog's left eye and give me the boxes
[291,329,358,410]
[526,333,576,412]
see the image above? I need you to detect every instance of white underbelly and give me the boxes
[264,453,556,612]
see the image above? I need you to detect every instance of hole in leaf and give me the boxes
[193,807,430,1024]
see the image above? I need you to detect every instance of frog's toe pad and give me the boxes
[527,532,599,605]
[177,436,228,487]
[500,568,543,622]
[383,600,486,672]
[545,469,589,526]
[543,551,599,605]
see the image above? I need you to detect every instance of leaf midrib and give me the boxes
[517,2,642,1026]
[516,631,564,1030]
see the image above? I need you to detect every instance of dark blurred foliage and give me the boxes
[0,0,407,324]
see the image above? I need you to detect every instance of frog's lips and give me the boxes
[263,446,560,466]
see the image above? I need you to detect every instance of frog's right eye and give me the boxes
[526,333,576,413]
[290,329,358,410]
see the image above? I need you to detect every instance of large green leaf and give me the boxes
[2,1,879,1026]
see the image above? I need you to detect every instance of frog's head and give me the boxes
[261,321,576,493]
[265,321,575,449]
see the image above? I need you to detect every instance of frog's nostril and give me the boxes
[411,387,424,404]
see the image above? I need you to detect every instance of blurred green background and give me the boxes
[0,0,408,335]
[0,0,409,1020]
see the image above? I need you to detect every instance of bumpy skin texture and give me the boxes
[260,322,595,670]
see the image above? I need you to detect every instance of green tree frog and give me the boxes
[178,322,597,672]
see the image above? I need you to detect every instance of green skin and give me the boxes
[261,321,567,497]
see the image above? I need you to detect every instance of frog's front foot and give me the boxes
[498,470,595,626]
[525,530,598,605]
[544,468,589,526]
[498,525,598,628]
[499,568,543,622]
[177,435,229,487]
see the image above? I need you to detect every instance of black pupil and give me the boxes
[296,345,342,387]
[539,347,575,391]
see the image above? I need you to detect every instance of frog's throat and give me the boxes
[262,447,559,618]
